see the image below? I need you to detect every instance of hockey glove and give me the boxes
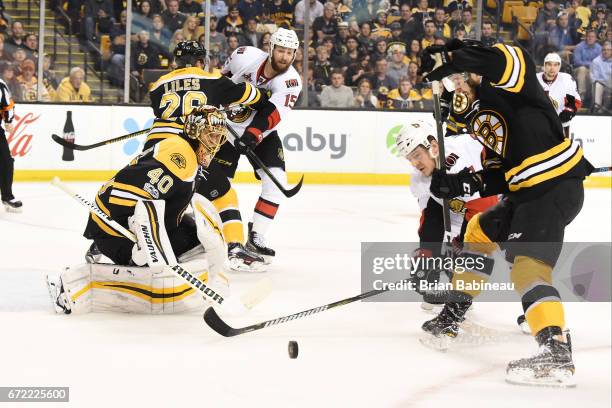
[418,45,450,76]
[235,129,261,155]
[430,168,483,199]
[559,94,577,123]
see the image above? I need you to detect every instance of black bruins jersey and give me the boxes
[442,90,479,136]
[449,43,592,199]
[84,136,200,240]
[145,67,265,148]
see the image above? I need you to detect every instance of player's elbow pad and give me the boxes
[478,169,509,197]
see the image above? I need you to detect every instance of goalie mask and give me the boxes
[184,106,228,167]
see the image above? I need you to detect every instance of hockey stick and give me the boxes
[431,81,453,245]
[593,166,612,173]
[50,177,228,306]
[203,279,408,337]
[51,128,150,151]
[226,124,304,198]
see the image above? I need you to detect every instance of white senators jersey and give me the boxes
[221,46,302,140]
[537,72,581,126]
[409,134,486,236]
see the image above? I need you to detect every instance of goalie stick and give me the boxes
[204,280,409,337]
[51,128,150,151]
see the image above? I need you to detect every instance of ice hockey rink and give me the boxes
[0,182,610,408]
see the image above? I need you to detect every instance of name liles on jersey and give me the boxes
[163,78,201,93]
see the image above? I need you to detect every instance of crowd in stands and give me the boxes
[0,0,609,110]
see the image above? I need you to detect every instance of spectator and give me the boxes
[313,45,333,85]
[447,2,463,34]
[591,41,611,112]
[133,0,165,14]
[182,15,204,41]
[23,33,38,61]
[17,59,50,101]
[222,34,240,64]
[133,0,155,33]
[407,39,421,65]
[268,0,293,29]
[589,6,608,42]
[294,0,324,28]
[386,77,423,109]
[354,77,378,108]
[257,8,277,30]
[398,4,422,45]
[258,32,272,53]
[568,0,591,34]
[313,2,338,46]
[162,0,188,34]
[387,43,408,86]
[481,21,501,47]
[237,18,257,46]
[388,22,406,47]
[169,29,186,53]
[454,24,467,41]
[433,7,451,39]
[149,14,172,49]
[357,22,375,54]
[372,9,392,39]
[207,16,227,56]
[370,57,397,91]
[217,5,244,36]
[55,67,92,102]
[371,38,388,61]
[0,35,12,62]
[535,0,559,32]
[332,35,361,67]
[109,10,128,86]
[0,62,23,101]
[421,19,436,50]
[41,54,58,100]
[208,0,229,20]
[549,12,580,62]
[412,0,434,24]
[237,0,262,22]
[11,48,28,67]
[180,0,201,16]
[131,30,168,100]
[461,7,476,39]
[83,0,115,44]
[574,29,602,100]
[320,70,354,108]
[333,21,350,58]
[300,66,321,107]
[6,21,25,48]
[345,53,373,86]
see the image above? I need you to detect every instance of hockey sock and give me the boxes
[252,167,285,236]
[511,255,565,335]
[212,187,244,244]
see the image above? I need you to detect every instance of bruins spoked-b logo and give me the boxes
[471,110,508,156]
[170,153,187,169]
[452,93,469,114]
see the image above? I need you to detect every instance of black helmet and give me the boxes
[174,40,207,68]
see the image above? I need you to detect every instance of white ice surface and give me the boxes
[0,182,610,408]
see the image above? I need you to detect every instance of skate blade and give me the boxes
[3,204,23,213]
[419,333,455,352]
[506,369,576,388]
[420,302,443,315]
[228,259,267,273]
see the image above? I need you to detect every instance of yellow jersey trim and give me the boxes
[153,136,198,182]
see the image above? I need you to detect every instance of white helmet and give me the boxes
[270,28,300,62]
[544,53,562,65]
[395,120,435,157]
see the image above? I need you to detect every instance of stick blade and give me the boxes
[203,307,239,337]
[284,174,304,198]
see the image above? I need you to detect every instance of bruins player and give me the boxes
[49,108,230,314]
[418,40,593,387]
[142,40,272,271]
[439,73,480,136]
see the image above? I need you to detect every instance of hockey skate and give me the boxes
[246,222,275,264]
[506,327,576,388]
[2,198,23,213]
[46,274,71,314]
[228,242,266,273]
[85,242,104,264]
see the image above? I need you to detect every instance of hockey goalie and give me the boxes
[47,107,232,314]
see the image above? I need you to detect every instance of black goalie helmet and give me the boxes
[174,40,207,68]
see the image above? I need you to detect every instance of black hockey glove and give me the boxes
[430,168,483,199]
[559,94,577,123]
[235,129,261,155]
[418,45,451,76]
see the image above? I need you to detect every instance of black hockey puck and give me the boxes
[288,341,298,359]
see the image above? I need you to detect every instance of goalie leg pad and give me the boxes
[130,200,177,266]
[53,260,218,314]
[191,193,227,276]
